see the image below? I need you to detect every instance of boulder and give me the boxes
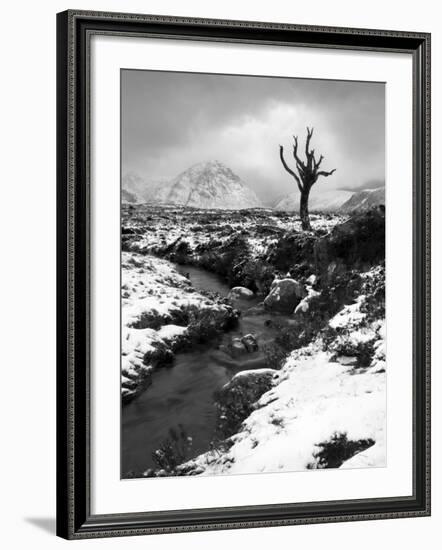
[230,337,247,357]
[335,355,359,366]
[241,333,259,352]
[227,286,255,301]
[221,369,277,399]
[229,334,259,357]
[264,278,307,313]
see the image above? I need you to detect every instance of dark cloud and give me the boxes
[122,70,385,204]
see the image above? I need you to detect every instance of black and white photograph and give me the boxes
[121,70,387,479]
[0,0,436,545]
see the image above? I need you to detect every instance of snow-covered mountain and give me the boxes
[162,161,262,209]
[123,161,262,210]
[339,187,385,214]
[274,189,353,212]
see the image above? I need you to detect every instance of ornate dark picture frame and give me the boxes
[56,10,431,540]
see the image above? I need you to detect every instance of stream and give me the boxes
[121,264,288,475]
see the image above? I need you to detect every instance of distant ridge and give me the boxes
[274,185,385,214]
[339,187,385,213]
[274,189,353,212]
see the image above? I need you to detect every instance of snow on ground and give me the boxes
[122,208,385,475]
[294,282,320,314]
[122,252,214,328]
[123,206,347,262]
[182,281,386,475]
[121,252,232,402]
[329,295,366,329]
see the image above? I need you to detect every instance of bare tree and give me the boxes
[279,127,336,231]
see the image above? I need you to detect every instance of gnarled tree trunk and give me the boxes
[300,187,311,231]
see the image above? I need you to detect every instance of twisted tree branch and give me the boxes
[305,127,314,158]
[316,168,336,178]
[279,145,303,192]
[292,136,305,169]
[315,154,324,170]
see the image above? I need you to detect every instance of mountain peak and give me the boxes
[165,161,261,209]
[202,159,224,168]
[182,160,237,178]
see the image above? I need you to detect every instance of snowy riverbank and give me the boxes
[178,276,386,475]
[121,252,237,404]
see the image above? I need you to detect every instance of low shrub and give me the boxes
[214,371,275,438]
[263,342,288,370]
[173,240,192,264]
[330,334,376,367]
[359,265,385,323]
[151,424,193,473]
[307,432,375,469]
[266,231,316,273]
[186,306,238,344]
[314,209,385,273]
[130,309,167,330]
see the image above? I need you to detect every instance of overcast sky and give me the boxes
[122,69,385,205]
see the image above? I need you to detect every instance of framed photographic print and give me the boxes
[56,10,431,539]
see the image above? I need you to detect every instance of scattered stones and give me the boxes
[229,334,259,357]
